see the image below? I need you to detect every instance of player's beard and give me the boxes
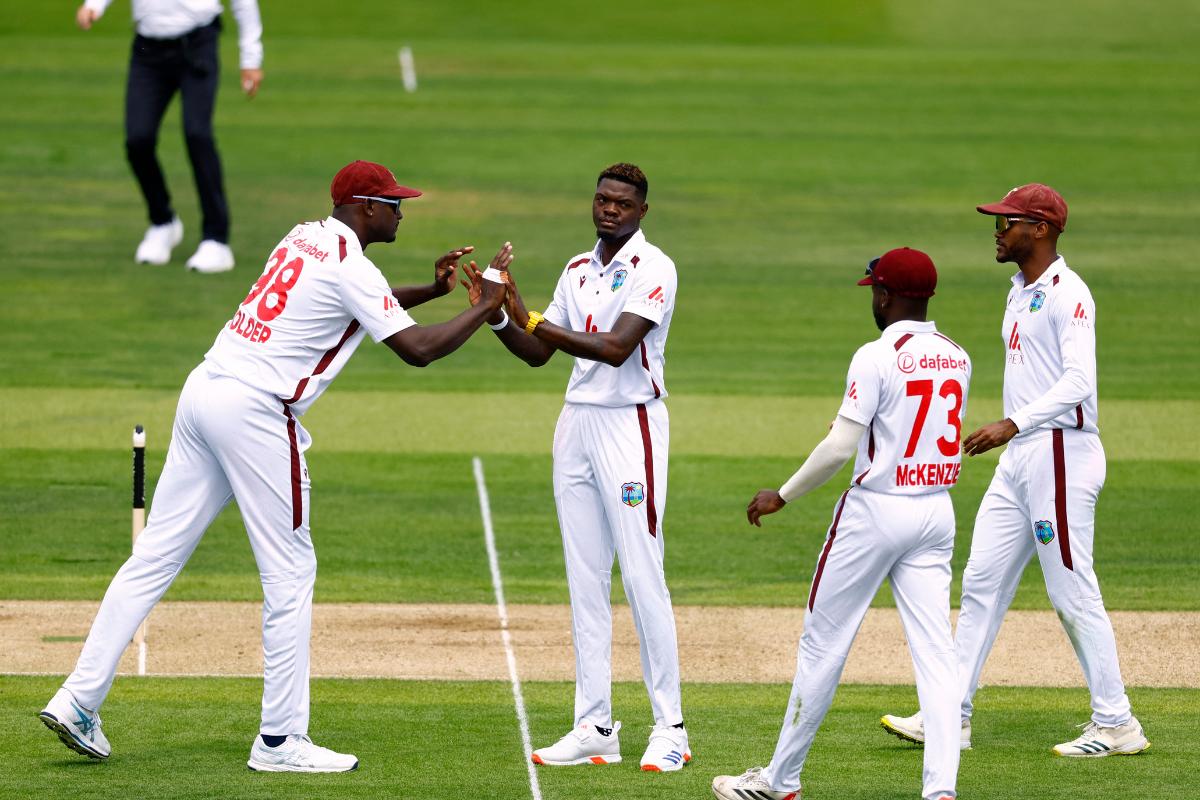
[873,308,887,331]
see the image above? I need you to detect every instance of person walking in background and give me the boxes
[880,184,1150,758]
[714,248,969,800]
[75,0,264,272]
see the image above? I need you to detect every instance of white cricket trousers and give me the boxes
[956,428,1130,726]
[553,400,683,728]
[63,365,317,736]
[762,488,959,800]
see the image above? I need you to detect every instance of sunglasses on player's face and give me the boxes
[995,215,1043,233]
[353,195,403,214]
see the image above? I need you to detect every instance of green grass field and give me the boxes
[2,1,1198,798]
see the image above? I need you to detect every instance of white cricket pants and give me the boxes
[956,428,1131,726]
[63,365,317,736]
[553,400,683,728]
[762,488,959,800]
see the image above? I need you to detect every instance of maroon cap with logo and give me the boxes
[330,160,422,206]
[857,247,937,298]
[976,183,1067,231]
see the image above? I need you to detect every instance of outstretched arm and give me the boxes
[746,415,866,526]
[383,243,512,367]
[391,245,474,310]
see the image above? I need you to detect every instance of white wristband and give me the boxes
[482,267,506,284]
[487,308,509,331]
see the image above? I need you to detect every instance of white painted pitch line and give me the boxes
[473,457,543,800]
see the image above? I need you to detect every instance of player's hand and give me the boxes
[241,68,264,98]
[433,246,474,296]
[459,261,484,307]
[478,243,513,310]
[503,270,531,330]
[747,490,787,527]
[76,5,98,29]
[962,418,1018,457]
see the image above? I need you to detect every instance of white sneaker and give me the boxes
[711,767,799,800]
[135,217,184,265]
[640,723,691,772]
[186,240,235,273]
[247,734,358,772]
[880,711,972,750]
[531,721,621,766]
[38,687,111,760]
[1052,717,1150,757]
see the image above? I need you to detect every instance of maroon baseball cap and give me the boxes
[857,247,937,298]
[330,160,422,206]
[976,183,1067,231]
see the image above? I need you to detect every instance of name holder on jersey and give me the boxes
[895,462,961,488]
[227,309,272,344]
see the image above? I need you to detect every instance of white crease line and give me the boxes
[473,456,543,800]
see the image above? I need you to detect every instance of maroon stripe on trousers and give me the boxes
[1052,429,1074,571]
[808,490,850,612]
[283,404,303,530]
[636,403,658,538]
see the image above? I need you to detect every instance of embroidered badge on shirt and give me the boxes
[1035,519,1055,545]
[621,482,645,507]
[1030,291,1046,313]
[611,269,627,292]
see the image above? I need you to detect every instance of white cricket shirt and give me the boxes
[84,0,264,69]
[1000,257,1099,437]
[542,229,676,407]
[203,216,416,416]
[837,320,973,495]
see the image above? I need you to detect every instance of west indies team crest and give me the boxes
[1029,291,1046,313]
[621,481,645,507]
[1035,519,1055,545]
[611,269,628,292]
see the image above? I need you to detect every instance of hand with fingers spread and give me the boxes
[477,242,514,310]
[747,490,787,527]
[433,245,475,297]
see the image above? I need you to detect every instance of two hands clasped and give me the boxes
[429,242,537,331]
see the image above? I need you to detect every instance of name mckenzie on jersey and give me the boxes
[895,461,961,488]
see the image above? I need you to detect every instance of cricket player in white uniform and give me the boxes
[38,160,513,770]
[881,184,1150,757]
[462,163,688,772]
[714,248,969,800]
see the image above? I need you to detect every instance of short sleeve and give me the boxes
[836,346,881,426]
[622,256,676,325]
[337,256,417,342]
[542,269,571,327]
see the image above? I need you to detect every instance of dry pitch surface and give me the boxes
[2,601,1196,687]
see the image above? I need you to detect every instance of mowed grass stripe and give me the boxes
[2,388,1196,461]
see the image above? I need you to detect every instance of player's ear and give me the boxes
[639,201,648,220]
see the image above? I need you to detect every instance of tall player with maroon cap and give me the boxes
[714,247,970,800]
[881,184,1151,758]
[38,160,514,771]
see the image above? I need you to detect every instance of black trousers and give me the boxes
[125,17,229,243]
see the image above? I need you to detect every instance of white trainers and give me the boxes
[711,767,799,800]
[38,687,111,760]
[640,723,691,772]
[135,217,184,265]
[186,240,235,273]
[1052,717,1150,757]
[247,734,359,772]
[531,721,622,766]
[880,711,972,750]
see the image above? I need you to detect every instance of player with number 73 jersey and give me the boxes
[720,248,970,800]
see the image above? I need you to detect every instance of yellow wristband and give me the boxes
[525,311,545,335]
